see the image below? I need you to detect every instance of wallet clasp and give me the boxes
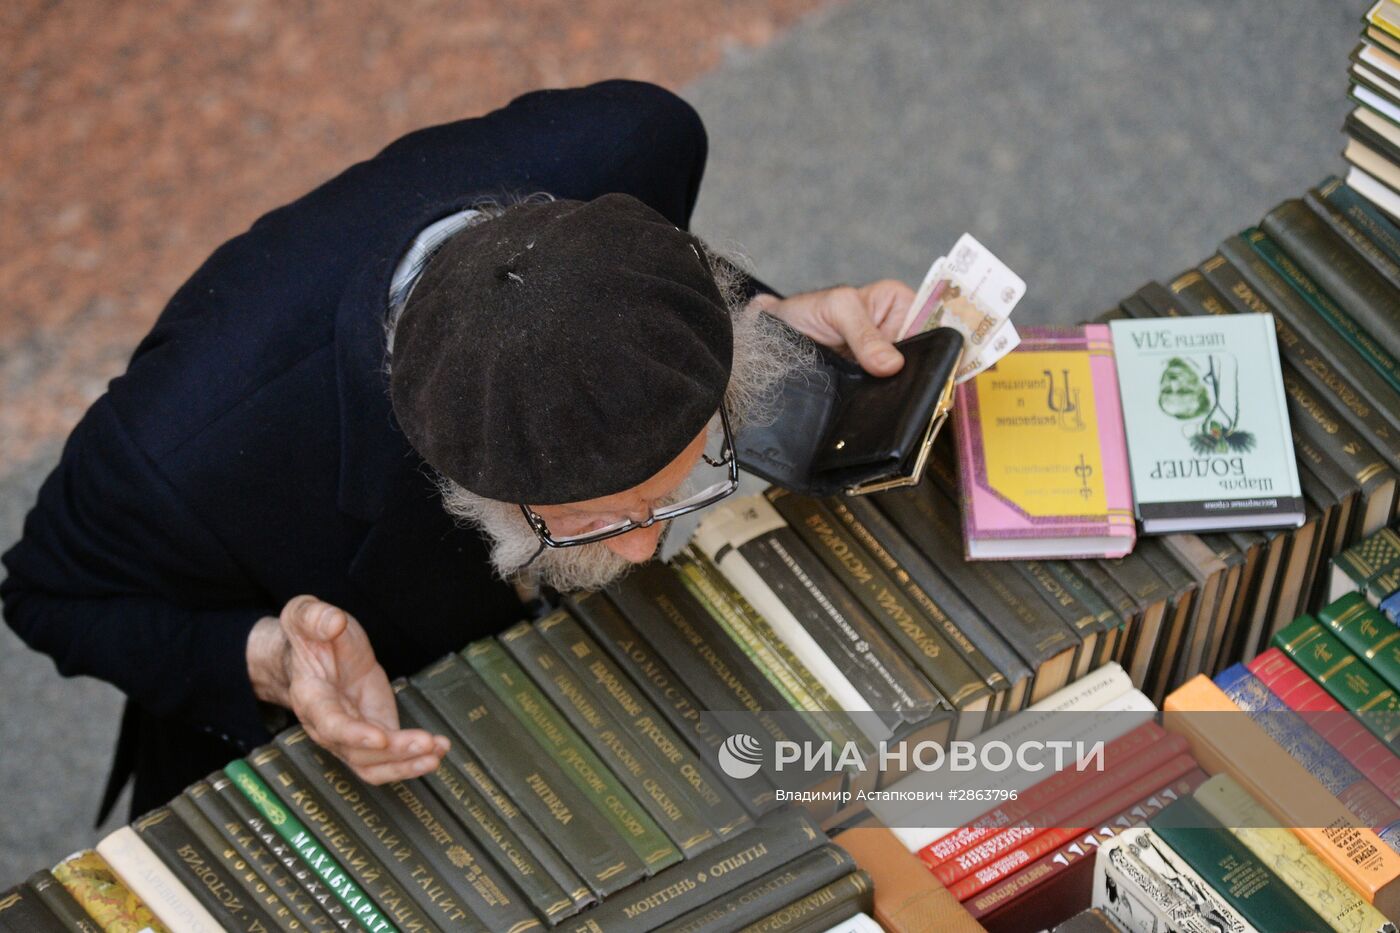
[841,347,961,497]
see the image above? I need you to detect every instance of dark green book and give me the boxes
[565,589,778,815]
[241,749,443,933]
[1320,592,1400,695]
[1272,614,1400,753]
[605,563,831,749]
[1148,796,1330,932]
[465,637,682,875]
[1332,526,1400,606]
[873,481,1081,703]
[24,871,101,933]
[533,608,753,839]
[1260,200,1400,385]
[0,883,68,933]
[189,776,350,933]
[1069,557,1140,669]
[167,792,312,933]
[207,770,361,932]
[392,680,592,919]
[828,494,1026,712]
[657,844,858,933]
[1307,176,1400,294]
[559,807,827,932]
[1215,233,1400,468]
[739,870,872,933]
[765,488,986,723]
[132,805,284,933]
[411,652,646,897]
[273,727,541,933]
[498,620,719,858]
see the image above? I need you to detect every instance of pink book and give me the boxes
[952,325,1136,560]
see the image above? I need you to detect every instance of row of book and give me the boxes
[1345,1,1400,224]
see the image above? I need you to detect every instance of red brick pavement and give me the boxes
[0,0,832,469]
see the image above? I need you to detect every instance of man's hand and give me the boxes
[247,596,449,784]
[754,279,916,376]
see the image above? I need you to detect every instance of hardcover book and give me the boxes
[1109,314,1304,532]
[952,324,1136,559]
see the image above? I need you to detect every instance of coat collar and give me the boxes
[333,195,485,523]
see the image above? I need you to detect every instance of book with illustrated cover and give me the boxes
[1109,314,1304,533]
[953,324,1136,559]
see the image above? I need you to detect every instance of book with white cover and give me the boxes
[96,826,223,933]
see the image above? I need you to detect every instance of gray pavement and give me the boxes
[0,0,1366,888]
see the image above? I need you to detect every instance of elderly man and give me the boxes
[1,80,912,823]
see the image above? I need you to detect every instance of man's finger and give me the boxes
[333,730,446,770]
[283,595,344,641]
[832,297,903,376]
[298,687,388,751]
[355,754,445,786]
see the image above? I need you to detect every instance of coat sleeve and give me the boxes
[1,392,274,751]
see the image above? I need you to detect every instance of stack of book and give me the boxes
[1332,523,1400,621]
[1346,2,1400,222]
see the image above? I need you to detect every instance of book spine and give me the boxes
[1163,674,1400,914]
[1247,648,1400,804]
[930,735,1192,887]
[967,771,1203,922]
[944,753,1198,901]
[132,806,284,933]
[166,792,312,933]
[1044,560,1120,668]
[1335,528,1400,605]
[1322,593,1400,695]
[1091,829,1250,933]
[208,773,361,931]
[1149,795,1331,931]
[736,871,872,933]
[50,850,172,933]
[671,551,868,752]
[533,610,752,839]
[874,486,1078,695]
[96,825,226,933]
[24,871,102,933]
[606,564,830,751]
[1193,772,1398,933]
[391,682,591,919]
[767,489,983,712]
[274,728,541,933]
[827,495,1015,696]
[1315,175,1400,274]
[410,652,647,896]
[920,722,1164,866]
[1273,615,1400,756]
[187,779,346,932]
[1307,179,1400,293]
[1212,664,1400,843]
[1260,200,1400,383]
[238,751,434,933]
[657,845,857,933]
[560,808,827,932]
[0,883,72,933]
[498,620,720,857]
[565,590,777,814]
[1215,234,1400,465]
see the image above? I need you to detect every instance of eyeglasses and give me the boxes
[520,404,740,548]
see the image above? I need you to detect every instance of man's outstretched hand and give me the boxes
[753,279,916,376]
[247,595,449,784]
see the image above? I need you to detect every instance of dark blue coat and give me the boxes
[1,80,715,823]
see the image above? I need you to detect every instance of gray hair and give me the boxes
[386,195,814,591]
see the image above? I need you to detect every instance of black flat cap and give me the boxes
[390,193,733,505]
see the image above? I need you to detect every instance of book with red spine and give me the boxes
[968,769,1207,932]
[930,732,1190,887]
[919,722,1164,868]
[945,752,1198,901]
[1248,647,1400,805]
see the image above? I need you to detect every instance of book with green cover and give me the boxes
[1272,614,1400,753]
[1148,795,1330,932]
[1332,526,1400,605]
[1321,592,1400,695]
[1108,314,1304,532]
[463,638,683,875]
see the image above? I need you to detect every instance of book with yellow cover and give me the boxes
[952,324,1135,559]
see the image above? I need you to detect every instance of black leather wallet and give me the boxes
[735,327,964,497]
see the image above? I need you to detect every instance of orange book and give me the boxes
[1164,674,1400,917]
[832,825,985,933]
